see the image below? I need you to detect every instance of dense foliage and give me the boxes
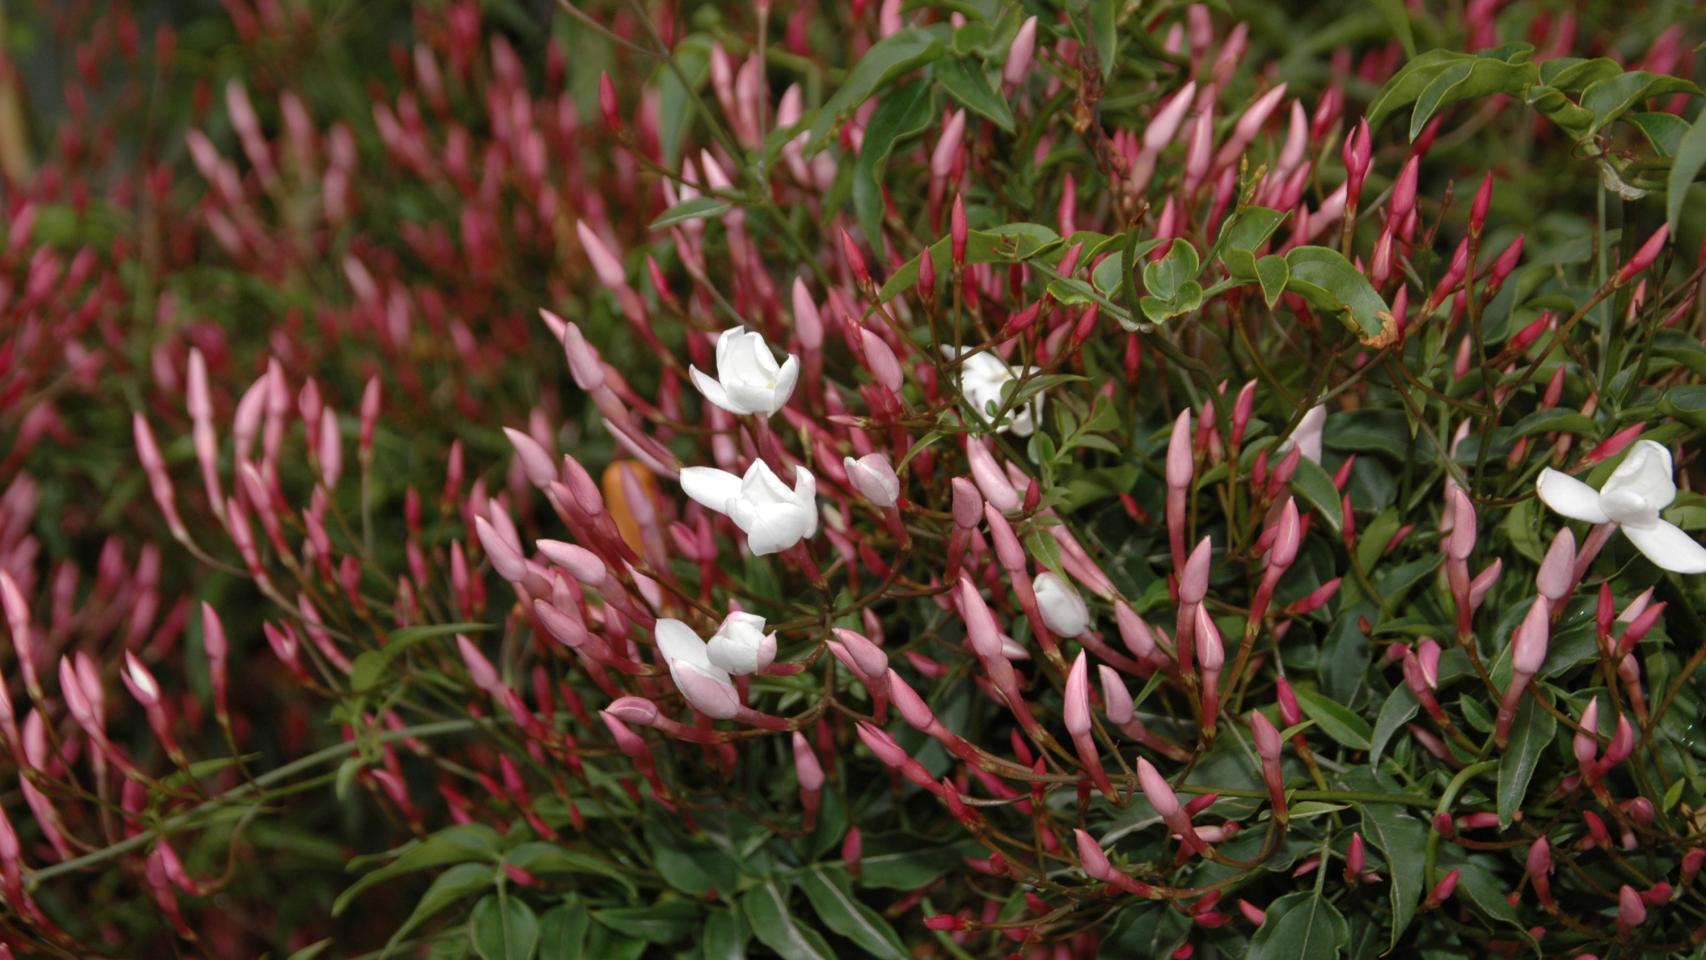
[5,1,1706,957]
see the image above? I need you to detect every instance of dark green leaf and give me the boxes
[504,842,638,900]
[1247,891,1349,960]
[1142,239,1200,300]
[702,908,751,960]
[593,901,702,944]
[741,880,837,960]
[1256,255,1289,308]
[384,863,495,954]
[1369,686,1419,766]
[1360,804,1428,948]
[935,57,1014,132]
[808,28,947,151]
[1284,246,1392,344]
[1581,70,1700,135]
[1370,0,1415,58]
[650,197,732,230]
[1630,111,1691,156]
[798,867,908,960]
[1090,0,1118,78]
[854,81,935,249]
[1368,51,1472,131]
[1289,457,1345,535]
[538,902,590,958]
[337,825,502,916]
[1295,687,1372,751]
[1669,106,1706,236]
[1216,206,1287,279]
[470,894,539,960]
[1512,408,1598,437]
[1496,695,1556,827]
[1409,56,1536,140]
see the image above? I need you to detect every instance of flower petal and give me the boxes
[1535,469,1609,523]
[654,618,711,669]
[1602,440,1676,512]
[771,355,800,410]
[742,459,793,504]
[680,466,742,514]
[1621,519,1706,574]
[689,365,747,415]
[671,661,741,718]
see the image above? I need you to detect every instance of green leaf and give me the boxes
[1089,0,1118,78]
[1581,70,1701,135]
[1289,457,1345,535]
[1496,695,1556,827]
[1409,56,1537,140]
[1295,687,1372,751]
[1247,891,1349,960]
[1360,804,1428,948]
[702,908,752,960]
[1453,861,1529,933]
[286,941,333,960]
[1368,51,1471,131]
[1142,239,1200,300]
[1662,384,1706,429]
[808,28,947,151]
[593,901,702,944]
[1511,408,1597,437]
[741,880,837,960]
[538,902,590,958]
[854,80,935,250]
[1369,686,1419,766]
[336,825,502,916]
[1216,206,1287,279]
[504,842,639,900]
[471,894,540,960]
[1284,246,1393,344]
[1539,57,1622,91]
[1668,106,1706,236]
[656,35,713,167]
[1371,0,1415,58]
[797,867,908,960]
[935,57,1014,132]
[384,863,495,956]
[1630,111,1691,156]
[650,197,732,230]
[1255,255,1289,308]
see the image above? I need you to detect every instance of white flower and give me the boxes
[655,618,740,718]
[1278,404,1326,463]
[948,347,1043,436]
[680,459,818,555]
[1033,571,1091,637]
[690,328,800,416]
[706,611,776,675]
[1535,440,1706,574]
[843,452,900,507]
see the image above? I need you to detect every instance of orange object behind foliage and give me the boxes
[603,460,662,553]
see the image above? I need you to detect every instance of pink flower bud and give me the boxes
[832,627,889,681]
[457,634,502,695]
[1114,601,1159,661]
[1575,696,1601,770]
[1075,828,1111,879]
[840,229,870,285]
[965,438,1019,512]
[1427,869,1460,907]
[792,731,825,792]
[950,477,983,529]
[845,453,901,507]
[1511,598,1551,678]
[1446,487,1476,560]
[1180,537,1213,604]
[1270,498,1301,569]
[1145,82,1198,152]
[950,195,968,267]
[1137,757,1180,818]
[859,327,903,391]
[1619,884,1647,928]
[503,427,557,488]
[1251,710,1282,759]
[1615,225,1668,286]
[1166,409,1194,490]
[1469,172,1494,235]
[1004,17,1039,87]
[1099,665,1134,724]
[1064,652,1092,737]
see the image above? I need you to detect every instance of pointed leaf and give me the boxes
[1295,687,1372,750]
[808,28,947,150]
[935,57,1014,131]
[1360,804,1428,949]
[383,863,495,955]
[1247,891,1349,960]
[741,880,837,960]
[470,894,539,960]
[1668,106,1706,235]
[797,867,907,960]
[1496,695,1557,827]
[1284,246,1393,345]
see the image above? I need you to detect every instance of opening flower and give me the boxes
[689,327,800,416]
[1033,571,1091,637]
[654,618,740,718]
[705,611,776,675]
[1535,440,1706,574]
[947,347,1043,436]
[680,460,819,555]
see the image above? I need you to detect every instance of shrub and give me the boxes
[5,1,1706,958]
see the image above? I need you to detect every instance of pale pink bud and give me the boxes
[1619,884,1647,928]
[951,195,968,266]
[931,109,966,181]
[1137,757,1181,818]
[832,627,889,680]
[1427,869,1460,907]
[950,477,983,529]
[956,576,1003,659]
[844,453,901,507]
[965,439,1019,512]
[1575,697,1601,769]
[888,670,937,730]
[537,539,607,586]
[792,731,825,792]
[1180,537,1213,604]
[1195,606,1224,671]
[1251,710,1281,759]
[1537,529,1576,601]
[791,278,823,350]
[1114,601,1158,661]
[503,427,557,488]
[859,327,903,391]
[1166,408,1194,490]
[1511,598,1551,677]
[1075,829,1111,879]
[1099,665,1134,724]
[1003,17,1038,87]
[1270,498,1301,569]
[1064,652,1092,737]
[457,634,502,695]
[1145,82,1198,151]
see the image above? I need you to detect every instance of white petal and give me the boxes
[1602,440,1676,512]
[771,355,800,410]
[689,365,747,415]
[740,505,807,555]
[741,459,793,504]
[1621,519,1706,574]
[1535,469,1609,524]
[680,466,743,514]
[654,618,711,669]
